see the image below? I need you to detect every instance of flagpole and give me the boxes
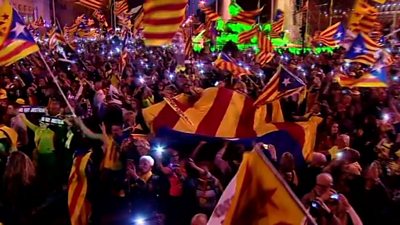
[257,0,261,24]
[329,0,334,26]
[270,0,274,23]
[52,0,56,25]
[38,51,77,117]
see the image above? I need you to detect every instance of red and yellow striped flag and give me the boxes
[75,0,106,10]
[208,150,314,225]
[143,87,284,138]
[68,151,92,225]
[230,7,263,25]
[348,0,378,34]
[114,0,129,15]
[143,0,187,46]
[256,31,274,66]
[214,53,252,77]
[238,26,258,43]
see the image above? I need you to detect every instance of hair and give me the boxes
[4,151,36,187]
[140,155,154,167]
[279,152,296,172]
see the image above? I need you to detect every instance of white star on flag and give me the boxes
[12,22,26,37]
[282,78,291,86]
[353,45,363,54]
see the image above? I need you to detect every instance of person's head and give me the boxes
[331,123,339,135]
[124,111,136,125]
[47,98,61,116]
[134,138,150,156]
[191,213,207,225]
[111,124,123,138]
[4,151,36,187]
[139,155,154,174]
[310,152,327,168]
[314,173,333,196]
[337,134,350,149]
[169,148,180,163]
[279,152,295,172]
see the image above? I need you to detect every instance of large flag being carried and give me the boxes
[143,0,187,46]
[345,33,381,66]
[68,151,93,225]
[207,150,313,225]
[254,65,305,107]
[0,0,39,66]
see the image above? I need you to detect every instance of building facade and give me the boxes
[10,0,50,23]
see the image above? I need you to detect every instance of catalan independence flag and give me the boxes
[0,0,39,66]
[230,6,263,25]
[336,67,388,88]
[348,0,378,35]
[313,22,346,47]
[143,0,187,46]
[68,151,92,225]
[214,53,252,77]
[345,33,381,66]
[115,0,129,15]
[208,150,314,225]
[254,65,305,107]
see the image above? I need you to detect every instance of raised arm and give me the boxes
[19,113,38,131]
[214,141,231,174]
[190,141,206,159]
[74,117,105,142]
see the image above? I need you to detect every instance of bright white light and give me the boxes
[169,74,174,79]
[135,217,145,225]
[336,152,343,159]
[344,62,350,68]
[258,72,264,77]
[383,113,390,122]
[139,77,145,84]
[244,66,250,70]
[393,76,399,81]
[214,81,219,86]
[155,145,164,154]
[297,66,303,71]
[200,70,204,74]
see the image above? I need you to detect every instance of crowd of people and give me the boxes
[1,29,400,225]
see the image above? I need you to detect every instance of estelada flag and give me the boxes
[207,149,315,225]
[0,0,39,66]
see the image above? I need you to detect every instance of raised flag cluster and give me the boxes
[0,0,39,66]
[143,0,187,46]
